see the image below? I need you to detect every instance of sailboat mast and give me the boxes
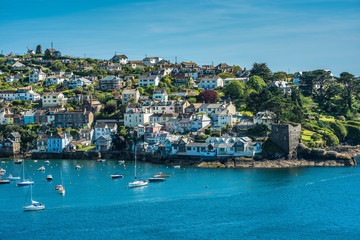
[30,185,33,202]
[23,160,25,180]
[60,167,63,186]
[134,147,137,179]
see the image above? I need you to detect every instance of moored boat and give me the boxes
[44,160,50,164]
[128,147,148,188]
[46,175,53,181]
[7,174,20,181]
[0,168,6,176]
[118,160,125,164]
[154,172,171,178]
[23,185,45,211]
[15,159,23,164]
[37,166,45,171]
[148,177,166,182]
[75,165,81,169]
[110,174,124,179]
[17,160,34,187]
[0,174,10,184]
[173,165,181,169]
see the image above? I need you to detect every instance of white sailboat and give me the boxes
[128,147,148,188]
[17,160,34,187]
[58,167,65,195]
[23,185,45,211]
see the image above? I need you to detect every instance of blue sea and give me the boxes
[0,158,360,240]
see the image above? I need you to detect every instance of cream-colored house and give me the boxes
[42,92,67,108]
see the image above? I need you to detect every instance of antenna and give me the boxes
[175,56,177,64]
[51,41,53,49]
[145,54,147,58]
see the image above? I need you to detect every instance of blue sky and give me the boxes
[1,0,359,76]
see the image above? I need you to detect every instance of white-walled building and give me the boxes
[122,89,140,104]
[29,69,46,83]
[198,76,223,89]
[124,110,152,127]
[138,74,161,87]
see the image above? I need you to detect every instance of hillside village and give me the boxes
[0,45,360,161]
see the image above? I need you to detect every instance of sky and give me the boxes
[0,0,359,76]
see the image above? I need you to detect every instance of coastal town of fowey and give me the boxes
[0,45,359,168]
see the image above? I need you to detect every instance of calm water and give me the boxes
[1,159,360,240]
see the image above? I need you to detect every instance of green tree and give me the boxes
[338,72,358,111]
[224,80,246,100]
[250,63,272,83]
[247,76,266,91]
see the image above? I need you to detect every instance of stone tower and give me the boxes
[36,45,42,54]
[269,124,301,155]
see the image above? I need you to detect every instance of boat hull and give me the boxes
[0,180,11,184]
[148,178,166,182]
[111,175,124,179]
[17,181,34,186]
[7,177,20,181]
[23,205,45,211]
[128,181,148,188]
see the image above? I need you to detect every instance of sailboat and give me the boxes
[17,160,34,187]
[128,147,148,188]
[0,174,10,184]
[23,185,45,211]
[57,167,65,195]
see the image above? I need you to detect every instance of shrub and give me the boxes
[329,121,347,140]
[337,115,346,121]
[322,131,339,146]
[344,124,360,141]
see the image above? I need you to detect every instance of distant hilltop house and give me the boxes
[253,110,276,126]
[27,49,35,55]
[126,60,145,69]
[111,54,128,64]
[152,88,168,101]
[138,74,161,87]
[122,89,140,104]
[268,81,292,94]
[198,76,223,89]
[143,57,163,66]
[45,48,61,58]
[63,77,92,89]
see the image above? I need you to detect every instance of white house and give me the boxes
[198,102,236,117]
[190,114,211,131]
[143,57,163,66]
[268,81,292,94]
[214,110,235,127]
[124,110,152,127]
[138,74,161,87]
[253,110,276,126]
[11,61,26,70]
[29,69,46,83]
[0,86,40,102]
[42,92,67,108]
[64,77,92,89]
[198,76,223,89]
[94,122,118,141]
[111,54,128,64]
[45,76,66,86]
[5,74,25,83]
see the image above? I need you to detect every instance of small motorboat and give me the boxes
[0,168,6,176]
[17,180,34,187]
[37,166,45,171]
[55,185,63,190]
[44,161,50,164]
[34,160,38,163]
[15,159,23,164]
[46,175,53,181]
[75,165,81,169]
[7,174,20,181]
[110,174,124,179]
[1,161,5,164]
[173,165,181,169]
[148,177,166,182]
[99,159,106,162]
[154,172,171,178]
[118,160,125,164]
[57,186,65,195]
